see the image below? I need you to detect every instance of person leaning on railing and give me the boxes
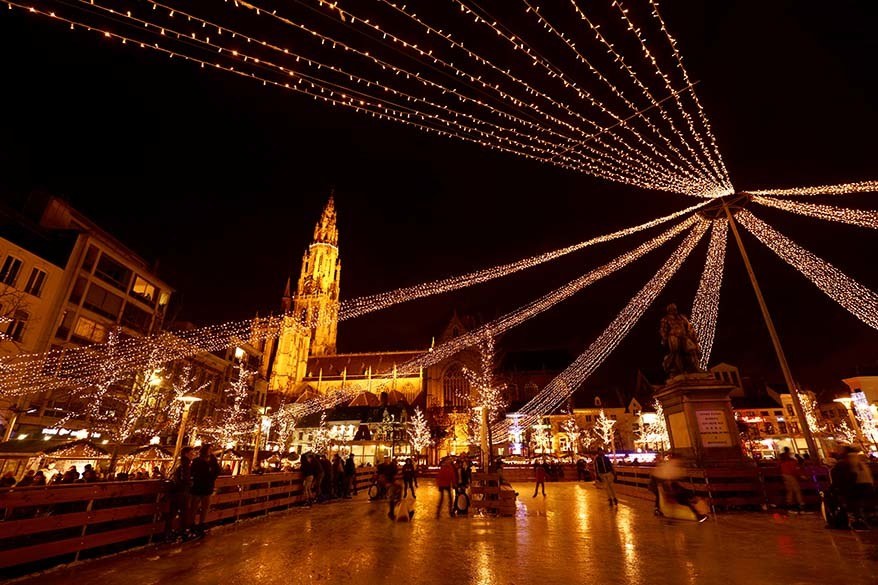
[190,444,221,535]
[166,446,195,540]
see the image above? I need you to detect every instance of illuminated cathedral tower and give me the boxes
[293,194,340,356]
[262,195,341,394]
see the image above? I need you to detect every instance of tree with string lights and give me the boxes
[202,364,258,449]
[462,332,506,465]
[408,407,431,462]
[592,410,617,453]
[561,410,582,456]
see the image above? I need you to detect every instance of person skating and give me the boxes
[436,457,457,517]
[595,449,618,507]
[652,454,707,522]
[533,458,547,497]
[402,458,417,499]
[779,447,804,512]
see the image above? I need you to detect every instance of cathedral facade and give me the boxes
[255,196,479,419]
[251,195,577,461]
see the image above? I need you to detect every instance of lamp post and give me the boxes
[172,395,202,463]
[251,407,271,473]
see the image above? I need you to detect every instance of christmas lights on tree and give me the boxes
[202,364,258,448]
[593,410,617,452]
[408,407,431,456]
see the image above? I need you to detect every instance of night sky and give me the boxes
[1,1,876,393]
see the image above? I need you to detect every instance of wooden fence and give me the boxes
[0,467,375,576]
[612,464,831,511]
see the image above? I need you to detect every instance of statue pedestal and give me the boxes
[654,374,744,466]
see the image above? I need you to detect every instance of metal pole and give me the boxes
[723,204,820,459]
[172,402,192,463]
[251,423,262,473]
[479,406,489,470]
[2,410,20,442]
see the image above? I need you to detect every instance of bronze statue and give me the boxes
[660,303,704,377]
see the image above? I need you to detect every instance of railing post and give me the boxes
[74,497,95,562]
[149,486,163,544]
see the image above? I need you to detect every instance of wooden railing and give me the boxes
[612,464,831,511]
[0,467,376,576]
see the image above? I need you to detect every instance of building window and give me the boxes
[130,275,157,306]
[83,283,124,320]
[69,277,88,305]
[82,245,99,272]
[5,310,28,341]
[72,316,108,344]
[0,255,23,286]
[95,254,132,291]
[121,302,153,334]
[442,365,470,409]
[23,267,48,297]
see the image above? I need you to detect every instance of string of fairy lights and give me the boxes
[338,200,710,321]
[0,203,705,395]
[690,218,728,369]
[443,0,717,194]
[745,180,878,197]
[646,0,732,190]
[551,0,721,188]
[751,196,878,230]
[2,0,877,444]
[501,219,710,432]
[69,0,597,167]
[7,0,736,195]
[736,210,878,331]
[287,215,701,419]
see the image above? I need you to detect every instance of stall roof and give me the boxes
[0,438,70,456]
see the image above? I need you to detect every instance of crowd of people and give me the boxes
[825,446,875,528]
[0,464,167,488]
[166,444,222,540]
[299,452,359,505]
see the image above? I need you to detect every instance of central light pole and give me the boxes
[172,395,202,463]
[721,201,820,460]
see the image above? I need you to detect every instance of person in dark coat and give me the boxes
[319,455,333,499]
[190,444,221,534]
[344,453,357,496]
[402,459,417,499]
[332,454,346,498]
[595,449,618,507]
[301,454,315,504]
[533,459,547,498]
[168,447,194,538]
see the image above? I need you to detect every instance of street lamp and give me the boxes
[172,395,202,463]
[252,406,271,472]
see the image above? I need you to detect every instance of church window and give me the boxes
[442,365,470,410]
